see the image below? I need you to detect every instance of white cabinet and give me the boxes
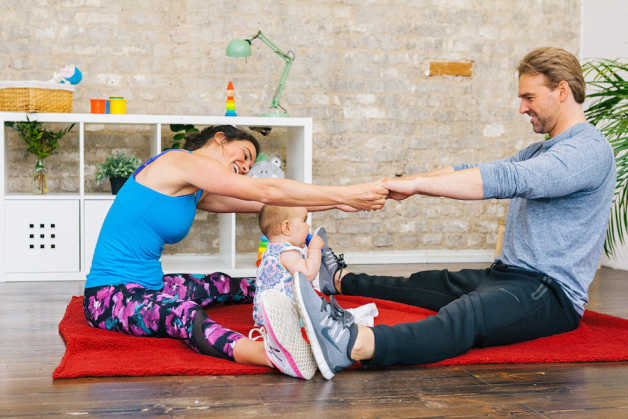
[4,199,79,273]
[83,199,113,274]
[0,112,312,281]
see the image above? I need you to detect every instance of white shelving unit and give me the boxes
[0,112,312,281]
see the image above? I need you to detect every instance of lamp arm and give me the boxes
[251,31,293,63]
[249,31,295,111]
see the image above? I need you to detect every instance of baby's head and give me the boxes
[258,205,309,247]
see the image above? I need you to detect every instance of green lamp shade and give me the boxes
[226,39,251,57]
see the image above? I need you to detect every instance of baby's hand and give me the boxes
[308,234,324,250]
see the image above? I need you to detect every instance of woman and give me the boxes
[83,125,387,377]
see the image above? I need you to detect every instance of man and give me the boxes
[292,47,617,380]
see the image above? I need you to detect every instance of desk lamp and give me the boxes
[226,31,294,117]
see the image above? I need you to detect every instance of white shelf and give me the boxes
[4,193,82,200]
[0,112,312,282]
[0,112,313,127]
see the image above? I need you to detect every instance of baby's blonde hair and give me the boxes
[258,205,301,237]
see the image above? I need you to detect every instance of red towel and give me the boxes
[53,295,628,378]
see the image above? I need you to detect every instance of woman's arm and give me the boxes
[197,193,263,213]
[197,193,360,214]
[178,153,387,210]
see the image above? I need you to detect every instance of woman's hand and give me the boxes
[345,180,389,211]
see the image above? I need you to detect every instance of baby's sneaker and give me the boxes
[257,288,317,379]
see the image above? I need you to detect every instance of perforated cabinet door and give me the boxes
[4,200,79,272]
[84,200,113,273]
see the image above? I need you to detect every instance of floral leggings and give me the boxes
[83,273,255,361]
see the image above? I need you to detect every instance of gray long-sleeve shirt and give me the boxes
[455,122,616,315]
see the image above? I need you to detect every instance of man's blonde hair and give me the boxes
[518,47,585,104]
[258,205,300,237]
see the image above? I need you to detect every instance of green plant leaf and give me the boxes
[95,151,141,184]
[585,58,628,257]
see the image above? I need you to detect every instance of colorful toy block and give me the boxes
[225,81,237,116]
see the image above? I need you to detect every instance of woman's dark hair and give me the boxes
[184,125,260,156]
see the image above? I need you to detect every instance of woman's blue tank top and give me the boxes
[85,149,201,289]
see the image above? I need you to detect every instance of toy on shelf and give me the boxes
[248,153,285,179]
[256,233,312,267]
[225,81,237,116]
[256,235,268,267]
[50,65,82,85]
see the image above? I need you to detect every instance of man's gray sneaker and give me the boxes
[293,272,357,380]
[313,227,346,295]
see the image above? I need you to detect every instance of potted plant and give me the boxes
[95,151,141,194]
[165,124,198,150]
[5,116,75,194]
[583,59,628,257]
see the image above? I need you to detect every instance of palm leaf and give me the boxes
[584,59,628,256]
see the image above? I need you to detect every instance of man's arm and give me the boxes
[401,166,456,180]
[385,167,483,201]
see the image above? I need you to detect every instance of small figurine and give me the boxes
[225,81,237,116]
[50,65,82,85]
[248,153,285,179]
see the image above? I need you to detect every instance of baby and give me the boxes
[251,205,377,379]
[253,205,328,327]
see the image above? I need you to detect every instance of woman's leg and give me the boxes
[161,273,269,364]
[83,283,269,366]
[162,272,255,306]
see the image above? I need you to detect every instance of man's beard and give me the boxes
[529,111,547,134]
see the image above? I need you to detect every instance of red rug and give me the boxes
[53,295,628,379]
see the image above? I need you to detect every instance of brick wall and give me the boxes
[1,0,581,254]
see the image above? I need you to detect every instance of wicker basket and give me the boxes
[0,81,74,113]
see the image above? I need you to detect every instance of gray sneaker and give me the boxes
[313,227,346,295]
[293,272,357,380]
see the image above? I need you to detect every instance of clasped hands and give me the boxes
[341,177,416,213]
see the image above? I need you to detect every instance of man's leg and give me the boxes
[341,268,488,311]
[365,268,581,366]
[295,265,581,372]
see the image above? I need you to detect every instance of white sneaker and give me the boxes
[257,289,317,379]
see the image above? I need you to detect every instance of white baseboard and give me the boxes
[343,249,495,265]
[600,242,628,271]
[0,250,496,282]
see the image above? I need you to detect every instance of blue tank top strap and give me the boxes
[133,149,193,178]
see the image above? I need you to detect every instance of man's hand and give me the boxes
[383,178,417,201]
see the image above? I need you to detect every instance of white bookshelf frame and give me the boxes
[0,112,312,281]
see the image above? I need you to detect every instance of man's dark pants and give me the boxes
[341,261,581,366]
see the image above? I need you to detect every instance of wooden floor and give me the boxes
[2,263,628,418]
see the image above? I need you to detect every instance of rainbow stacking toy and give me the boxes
[256,235,268,267]
[225,81,237,116]
[256,234,313,267]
